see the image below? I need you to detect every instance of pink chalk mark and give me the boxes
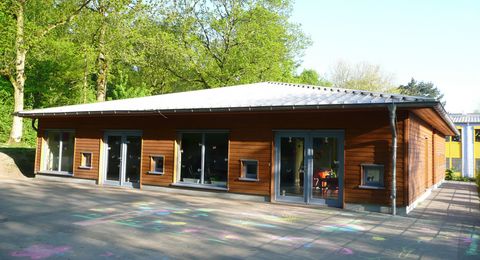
[10,244,71,260]
[461,237,473,244]
[100,251,114,257]
[337,247,354,255]
[182,228,201,233]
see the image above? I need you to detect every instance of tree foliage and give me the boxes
[398,78,445,105]
[292,69,332,86]
[329,60,395,92]
[0,0,309,144]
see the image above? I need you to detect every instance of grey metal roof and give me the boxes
[449,113,480,124]
[17,82,438,117]
[17,81,457,134]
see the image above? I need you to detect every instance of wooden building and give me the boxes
[17,82,457,214]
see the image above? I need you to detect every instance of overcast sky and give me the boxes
[291,0,480,113]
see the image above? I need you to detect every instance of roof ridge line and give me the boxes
[266,81,436,102]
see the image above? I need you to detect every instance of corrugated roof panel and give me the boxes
[449,114,480,123]
[18,81,437,116]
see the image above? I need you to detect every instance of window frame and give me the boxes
[359,163,385,189]
[79,152,93,169]
[475,128,480,143]
[452,128,462,142]
[148,155,165,175]
[239,159,259,181]
[41,129,75,176]
[175,130,229,189]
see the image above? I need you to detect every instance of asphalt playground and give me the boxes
[0,179,478,259]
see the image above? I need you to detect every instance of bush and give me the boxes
[476,171,480,191]
[445,169,453,180]
[445,168,475,182]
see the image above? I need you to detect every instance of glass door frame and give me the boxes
[274,130,344,207]
[102,130,142,188]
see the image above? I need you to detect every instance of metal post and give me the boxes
[388,104,397,216]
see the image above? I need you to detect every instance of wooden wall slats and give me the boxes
[36,110,411,206]
[73,130,101,180]
[407,113,445,204]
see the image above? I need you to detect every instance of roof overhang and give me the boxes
[15,101,458,136]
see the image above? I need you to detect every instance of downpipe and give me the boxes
[388,103,397,216]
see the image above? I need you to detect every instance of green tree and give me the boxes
[0,0,91,143]
[144,0,310,91]
[76,0,147,101]
[293,69,332,86]
[398,78,445,105]
[108,70,152,100]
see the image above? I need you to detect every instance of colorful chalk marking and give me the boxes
[196,208,215,212]
[100,251,114,257]
[89,208,116,213]
[10,244,71,259]
[231,220,277,228]
[466,234,478,256]
[336,247,354,255]
[321,224,365,232]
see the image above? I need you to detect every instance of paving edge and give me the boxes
[35,174,97,185]
[142,184,270,203]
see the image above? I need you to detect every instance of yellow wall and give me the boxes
[445,127,462,174]
[474,127,480,175]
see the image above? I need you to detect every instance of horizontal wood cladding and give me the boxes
[407,113,439,205]
[228,129,272,196]
[34,135,43,173]
[38,109,409,206]
[344,118,405,206]
[433,133,446,184]
[141,129,176,186]
[73,130,101,180]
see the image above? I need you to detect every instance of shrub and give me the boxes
[476,171,480,191]
[445,169,453,180]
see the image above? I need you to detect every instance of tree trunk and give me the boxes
[9,0,26,143]
[83,46,89,103]
[96,17,108,102]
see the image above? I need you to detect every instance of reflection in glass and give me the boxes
[125,136,141,183]
[46,132,60,171]
[60,132,74,172]
[279,137,305,197]
[179,133,229,187]
[312,137,338,200]
[45,131,74,173]
[180,133,203,183]
[204,133,228,186]
[106,136,122,181]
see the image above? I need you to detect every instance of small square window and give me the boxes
[445,136,450,142]
[80,152,92,169]
[149,155,164,175]
[475,129,480,142]
[239,159,258,181]
[360,164,384,188]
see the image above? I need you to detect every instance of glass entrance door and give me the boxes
[278,136,306,202]
[275,131,344,207]
[106,135,122,182]
[104,132,142,187]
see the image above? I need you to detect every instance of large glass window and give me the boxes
[44,131,74,174]
[179,132,228,187]
[452,158,462,172]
